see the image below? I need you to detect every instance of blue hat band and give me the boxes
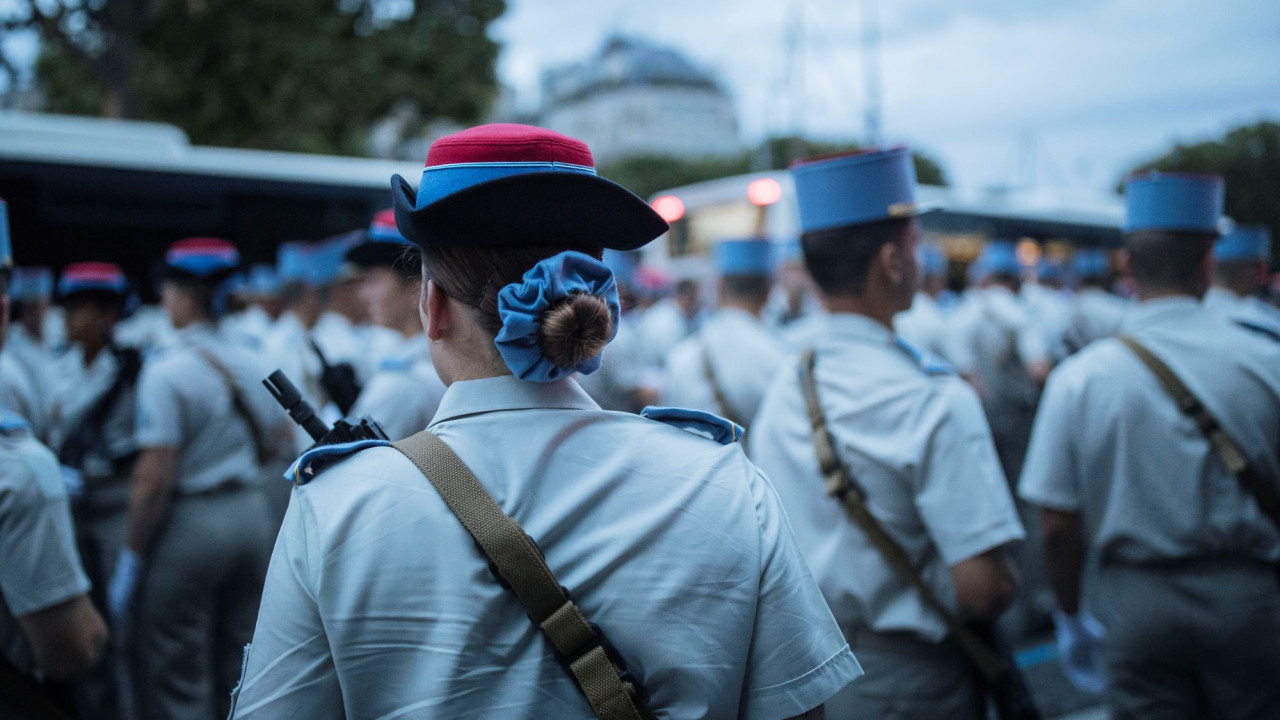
[60,278,127,296]
[416,161,598,209]
[166,253,238,278]
[368,227,411,245]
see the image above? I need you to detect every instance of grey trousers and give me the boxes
[73,479,131,720]
[129,487,273,720]
[1099,559,1280,720]
[826,626,985,720]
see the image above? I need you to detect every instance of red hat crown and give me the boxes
[425,124,594,169]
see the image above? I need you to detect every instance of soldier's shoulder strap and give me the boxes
[640,406,744,445]
[1117,335,1280,535]
[391,431,655,720]
[286,439,390,486]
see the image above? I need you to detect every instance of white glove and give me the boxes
[108,549,143,623]
[1054,609,1108,694]
[60,466,85,499]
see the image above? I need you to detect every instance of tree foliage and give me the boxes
[1127,121,1280,249]
[601,136,949,200]
[6,0,505,155]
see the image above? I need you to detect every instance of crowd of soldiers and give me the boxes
[0,122,1278,720]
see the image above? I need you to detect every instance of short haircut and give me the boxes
[721,274,772,303]
[1125,230,1216,292]
[801,217,912,297]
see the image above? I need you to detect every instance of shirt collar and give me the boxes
[1121,295,1204,332]
[822,312,896,346]
[430,375,600,425]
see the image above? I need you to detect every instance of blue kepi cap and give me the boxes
[1214,225,1271,263]
[715,238,774,276]
[1072,248,1111,280]
[791,146,935,234]
[1124,171,1224,234]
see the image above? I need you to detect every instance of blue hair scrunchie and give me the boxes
[495,251,621,382]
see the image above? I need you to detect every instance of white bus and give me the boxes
[643,169,1126,277]
[0,111,419,296]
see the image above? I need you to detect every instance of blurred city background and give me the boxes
[0,0,1277,286]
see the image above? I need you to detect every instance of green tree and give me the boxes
[7,0,505,155]
[1127,121,1280,257]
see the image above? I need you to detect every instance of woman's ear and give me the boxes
[423,279,451,342]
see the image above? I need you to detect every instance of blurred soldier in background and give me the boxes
[1020,173,1280,719]
[0,266,55,437]
[751,148,1024,719]
[0,200,108,717]
[1024,257,1073,363]
[636,274,702,369]
[1061,248,1128,356]
[265,241,362,449]
[765,238,820,329]
[577,249,662,412]
[109,237,289,720]
[220,264,283,350]
[346,210,446,440]
[958,241,1050,482]
[47,262,139,720]
[663,238,785,431]
[894,243,953,363]
[1204,224,1280,339]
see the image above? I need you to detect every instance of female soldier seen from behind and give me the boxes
[231,124,861,720]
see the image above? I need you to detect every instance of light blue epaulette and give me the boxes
[894,337,956,376]
[641,406,744,445]
[0,407,31,436]
[285,439,391,486]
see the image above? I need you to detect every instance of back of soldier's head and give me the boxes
[1122,172,1224,297]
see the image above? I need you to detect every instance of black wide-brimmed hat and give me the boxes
[390,123,668,251]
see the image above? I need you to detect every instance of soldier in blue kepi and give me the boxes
[344,208,446,440]
[749,147,1027,720]
[110,237,290,720]
[662,237,786,431]
[1204,223,1280,339]
[230,123,860,720]
[1019,172,1280,719]
[0,200,108,716]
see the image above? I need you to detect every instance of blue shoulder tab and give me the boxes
[894,337,956,376]
[1235,318,1280,344]
[0,407,30,435]
[286,439,391,485]
[641,406,744,445]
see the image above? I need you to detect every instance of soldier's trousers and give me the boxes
[825,626,985,720]
[1099,558,1280,720]
[128,486,274,720]
[73,479,131,720]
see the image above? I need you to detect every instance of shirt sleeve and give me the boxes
[1017,369,1082,511]
[740,466,863,720]
[133,363,183,449]
[914,380,1026,566]
[232,490,343,718]
[0,441,91,617]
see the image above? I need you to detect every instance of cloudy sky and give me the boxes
[492,0,1280,192]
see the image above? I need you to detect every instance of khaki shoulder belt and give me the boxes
[1118,335,1280,534]
[391,431,654,720]
[797,349,1040,720]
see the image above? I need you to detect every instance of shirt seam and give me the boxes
[745,643,856,698]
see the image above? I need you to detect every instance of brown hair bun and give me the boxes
[537,292,613,370]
